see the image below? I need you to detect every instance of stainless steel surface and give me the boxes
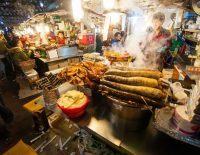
[40,135,57,152]
[62,136,71,148]
[35,140,47,152]
[39,53,83,63]
[30,131,45,143]
[36,92,200,155]
[56,136,72,151]
[57,46,78,57]
[154,107,200,148]
[36,95,122,146]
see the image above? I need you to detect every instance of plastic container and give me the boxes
[79,34,95,45]
[57,95,90,118]
[43,88,59,108]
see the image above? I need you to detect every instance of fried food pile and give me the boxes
[83,53,105,62]
[57,61,107,88]
[103,51,130,61]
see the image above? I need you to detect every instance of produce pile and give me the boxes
[57,61,107,88]
[99,68,168,107]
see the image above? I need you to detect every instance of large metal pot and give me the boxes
[106,96,152,132]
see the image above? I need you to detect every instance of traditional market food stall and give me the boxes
[1,0,200,155]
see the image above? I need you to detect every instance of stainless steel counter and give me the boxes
[36,92,200,155]
[39,53,83,63]
[36,53,83,75]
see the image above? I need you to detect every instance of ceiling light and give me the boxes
[103,0,115,10]
[72,0,84,22]
[40,2,44,8]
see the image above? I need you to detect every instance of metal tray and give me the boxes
[154,107,200,148]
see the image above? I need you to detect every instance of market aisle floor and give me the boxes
[0,79,37,154]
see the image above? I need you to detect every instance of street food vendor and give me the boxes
[47,31,56,44]
[143,12,171,71]
[111,32,122,46]
[34,47,46,58]
[56,31,66,46]
[20,35,30,48]
[96,33,103,53]
[10,38,30,67]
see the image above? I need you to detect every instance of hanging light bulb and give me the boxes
[103,0,115,10]
[72,0,84,22]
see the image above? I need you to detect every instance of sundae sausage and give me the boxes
[104,75,160,88]
[99,85,164,107]
[101,79,166,99]
[105,69,162,79]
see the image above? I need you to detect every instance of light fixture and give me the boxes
[40,1,44,8]
[103,0,115,10]
[72,0,84,22]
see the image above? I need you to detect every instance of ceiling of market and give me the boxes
[0,0,186,27]
[0,0,67,26]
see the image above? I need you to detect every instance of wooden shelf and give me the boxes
[188,55,198,59]
[184,36,199,43]
[183,29,200,33]
[173,3,195,13]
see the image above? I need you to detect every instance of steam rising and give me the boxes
[119,1,175,69]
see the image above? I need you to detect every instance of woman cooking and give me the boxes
[143,12,171,71]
